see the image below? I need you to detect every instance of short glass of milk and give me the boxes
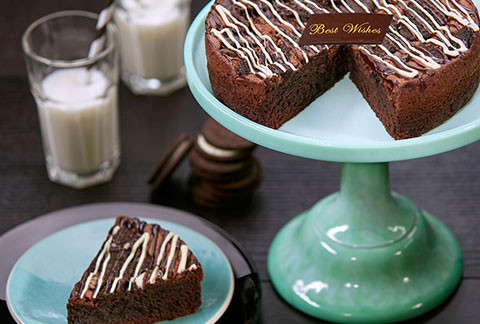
[114,0,190,95]
[22,11,120,189]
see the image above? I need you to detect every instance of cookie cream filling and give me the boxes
[197,134,242,158]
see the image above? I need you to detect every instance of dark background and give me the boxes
[0,0,479,323]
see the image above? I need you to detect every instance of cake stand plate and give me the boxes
[185,2,480,323]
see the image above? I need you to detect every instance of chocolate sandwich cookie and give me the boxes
[194,134,253,162]
[190,181,225,209]
[189,175,252,209]
[189,148,252,182]
[200,118,256,154]
[148,133,193,190]
[188,118,262,208]
[199,159,262,198]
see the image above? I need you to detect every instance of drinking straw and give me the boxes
[88,0,116,59]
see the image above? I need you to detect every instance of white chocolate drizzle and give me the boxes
[352,0,371,13]
[178,245,189,273]
[162,234,179,280]
[80,226,119,299]
[273,0,322,53]
[359,46,418,78]
[330,0,343,13]
[149,231,176,283]
[276,0,306,28]
[340,0,354,13]
[134,272,146,289]
[293,0,314,14]
[93,246,112,298]
[237,0,310,62]
[400,0,467,54]
[374,0,453,64]
[214,5,274,76]
[385,33,441,69]
[435,0,479,31]
[215,4,292,72]
[208,0,479,79]
[215,5,272,62]
[451,0,479,31]
[127,232,151,291]
[212,28,268,78]
[298,0,328,13]
[109,232,150,293]
[79,221,199,299]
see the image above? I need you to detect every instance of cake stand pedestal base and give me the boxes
[268,162,462,323]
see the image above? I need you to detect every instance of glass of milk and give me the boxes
[114,0,190,95]
[22,11,120,189]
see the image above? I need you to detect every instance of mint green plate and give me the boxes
[6,218,234,324]
[185,1,480,163]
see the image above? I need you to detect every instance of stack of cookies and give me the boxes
[189,118,262,208]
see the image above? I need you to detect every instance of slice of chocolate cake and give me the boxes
[67,217,203,324]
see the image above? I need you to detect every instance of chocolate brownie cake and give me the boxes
[205,0,480,139]
[67,216,203,324]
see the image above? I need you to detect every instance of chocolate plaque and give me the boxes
[298,13,393,45]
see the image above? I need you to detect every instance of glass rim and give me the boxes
[22,10,117,68]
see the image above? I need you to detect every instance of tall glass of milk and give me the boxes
[114,0,190,95]
[22,11,120,189]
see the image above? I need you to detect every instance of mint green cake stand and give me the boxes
[184,2,480,322]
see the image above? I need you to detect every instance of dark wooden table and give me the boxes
[1,1,479,323]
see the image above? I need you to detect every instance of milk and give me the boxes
[36,68,120,174]
[114,0,189,81]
